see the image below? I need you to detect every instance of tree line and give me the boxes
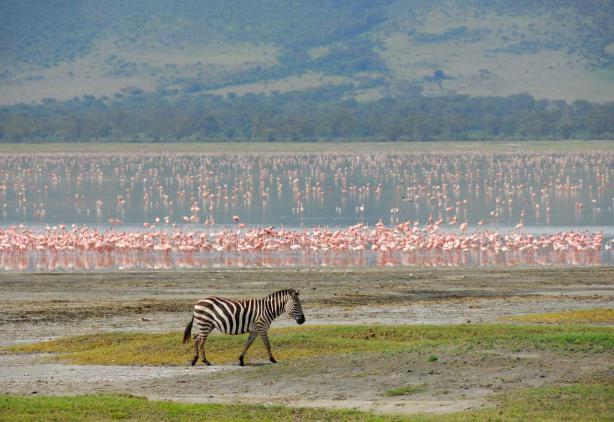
[0,88,612,142]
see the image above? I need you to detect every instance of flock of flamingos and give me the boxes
[0,222,607,271]
[0,152,611,270]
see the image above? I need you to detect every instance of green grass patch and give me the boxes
[384,385,424,397]
[504,308,614,325]
[9,324,613,366]
[0,394,402,422]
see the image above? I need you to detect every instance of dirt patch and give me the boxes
[0,353,232,396]
[0,299,192,324]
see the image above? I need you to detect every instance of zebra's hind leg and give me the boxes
[191,334,199,366]
[239,331,258,366]
[198,327,212,366]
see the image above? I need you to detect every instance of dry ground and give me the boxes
[1,268,612,344]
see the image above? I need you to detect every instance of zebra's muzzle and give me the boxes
[297,315,305,325]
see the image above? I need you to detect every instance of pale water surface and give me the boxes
[0,152,612,270]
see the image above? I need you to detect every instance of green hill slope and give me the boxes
[1,0,613,104]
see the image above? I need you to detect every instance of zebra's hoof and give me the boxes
[203,360,212,366]
[239,357,245,366]
[190,359,197,366]
[270,357,277,364]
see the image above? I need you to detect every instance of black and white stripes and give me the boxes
[183,289,305,366]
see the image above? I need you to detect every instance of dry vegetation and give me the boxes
[504,309,614,325]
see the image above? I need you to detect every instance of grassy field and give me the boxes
[0,394,403,422]
[1,383,612,421]
[0,140,612,154]
[10,324,613,366]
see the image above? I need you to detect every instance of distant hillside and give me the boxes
[1,0,613,105]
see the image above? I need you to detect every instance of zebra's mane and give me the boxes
[265,289,295,299]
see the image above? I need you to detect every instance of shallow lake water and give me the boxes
[0,152,612,270]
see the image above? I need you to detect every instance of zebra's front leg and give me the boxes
[257,323,276,364]
[239,331,258,366]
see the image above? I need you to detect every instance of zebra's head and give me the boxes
[285,289,305,325]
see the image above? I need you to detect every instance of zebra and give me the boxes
[182,289,305,366]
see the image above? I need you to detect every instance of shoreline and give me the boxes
[0,140,612,154]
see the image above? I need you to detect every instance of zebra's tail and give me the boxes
[182,316,194,344]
